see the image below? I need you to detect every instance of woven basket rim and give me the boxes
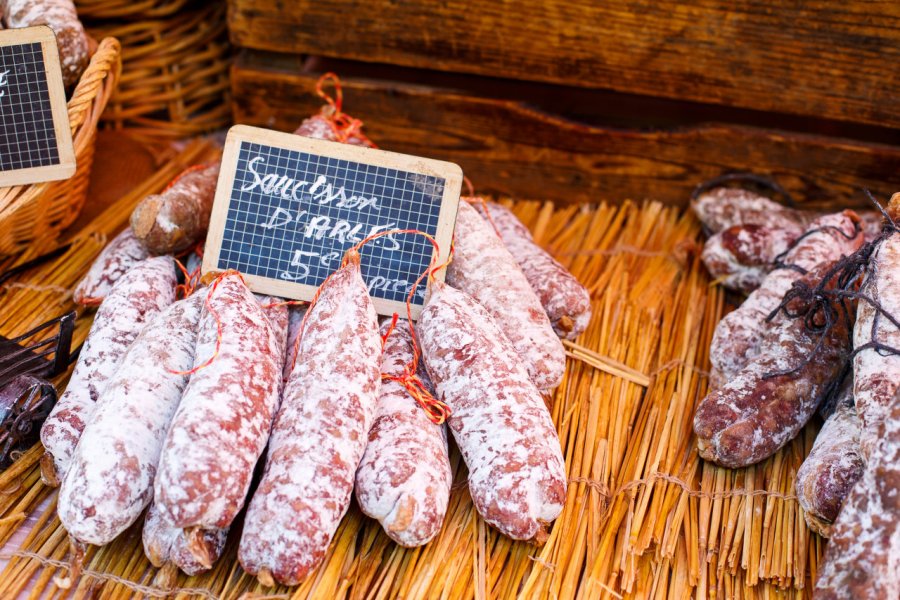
[0,37,122,221]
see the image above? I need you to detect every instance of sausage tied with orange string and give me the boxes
[354,318,452,547]
[239,250,382,586]
[152,272,285,567]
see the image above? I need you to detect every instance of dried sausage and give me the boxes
[40,256,177,485]
[239,251,381,586]
[447,201,565,391]
[417,281,567,542]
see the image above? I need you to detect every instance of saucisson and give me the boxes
[417,280,567,542]
[57,293,204,546]
[153,273,283,534]
[695,265,853,468]
[1,0,89,87]
[473,201,591,339]
[853,232,900,459]
[701,223,803,294]
[40,256,177,485]
[355,319,452,547]
[239,251,381,586]
[709,211,863,384]
[142,502,227,577]
[691,187,810,233]
[73,228,150,307]
[447,201,565,391]
[795,382,865,537]
[130,164,220,255]
[814,387,900,599]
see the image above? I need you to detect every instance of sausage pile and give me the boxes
[692,186,900,596]
[39,114,592,587]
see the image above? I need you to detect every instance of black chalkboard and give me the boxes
[204,125,462,318]
[0,26,75,186]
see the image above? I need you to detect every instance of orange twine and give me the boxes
[314,73,378,149]
[169,270,245,376]
[290,229,452,424]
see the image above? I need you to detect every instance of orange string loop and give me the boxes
[168,270,244,376]
[313,72,378,148]
[463,195,502,239]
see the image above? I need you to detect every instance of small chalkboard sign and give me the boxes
[0,26,75,187]
[203,125,463,318]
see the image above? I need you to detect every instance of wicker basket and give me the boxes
[88,2,231,142]
[75,0,194,20]
[0,38,121,257]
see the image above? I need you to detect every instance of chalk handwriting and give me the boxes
[241,155,382,211]
[0,70,9,99]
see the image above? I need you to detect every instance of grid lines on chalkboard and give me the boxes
[0,41,58,171]
[218,140,446,306]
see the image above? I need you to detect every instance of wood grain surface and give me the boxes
[227,0,900,129]
[231,58,900,209]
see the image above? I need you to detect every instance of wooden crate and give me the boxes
[225,1,900,208]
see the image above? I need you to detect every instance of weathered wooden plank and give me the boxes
[227,0,900,129]
[230,58,900,208]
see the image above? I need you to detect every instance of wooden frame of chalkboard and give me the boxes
[204,124,463,319]
[0,26,76,187]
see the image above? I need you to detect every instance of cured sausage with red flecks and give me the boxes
[130,164,221,255]
[708,210,863,385]
[695,264,854,468]
[417,280,567,542]
[794,381,865,537]
[355,319,452,547]
[58,293,204,546]
[40,256,177,485]
[239,251,381,586]
[691,187,811,233]
[853,231,900,460]
[814,387,900,599]
[701,223,804,294]
[153,273,283,537]
[142,502,227,578]
[473,201,591,339]
[447,201,565,391]
[73,228,150,307]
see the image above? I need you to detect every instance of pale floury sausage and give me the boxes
[153,273,283,538]
[853,231,900,459]
[73,228,150,307]
[418,281,567,542]
[355,319,452,547]
[447,201,565,390]
[40,256,177,485]
[59,293,204,546]
[239,251,381,586]
[474,201,591,339]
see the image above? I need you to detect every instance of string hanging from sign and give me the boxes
[314,72,378,149]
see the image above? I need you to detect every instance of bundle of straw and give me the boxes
[0,191,823,598]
